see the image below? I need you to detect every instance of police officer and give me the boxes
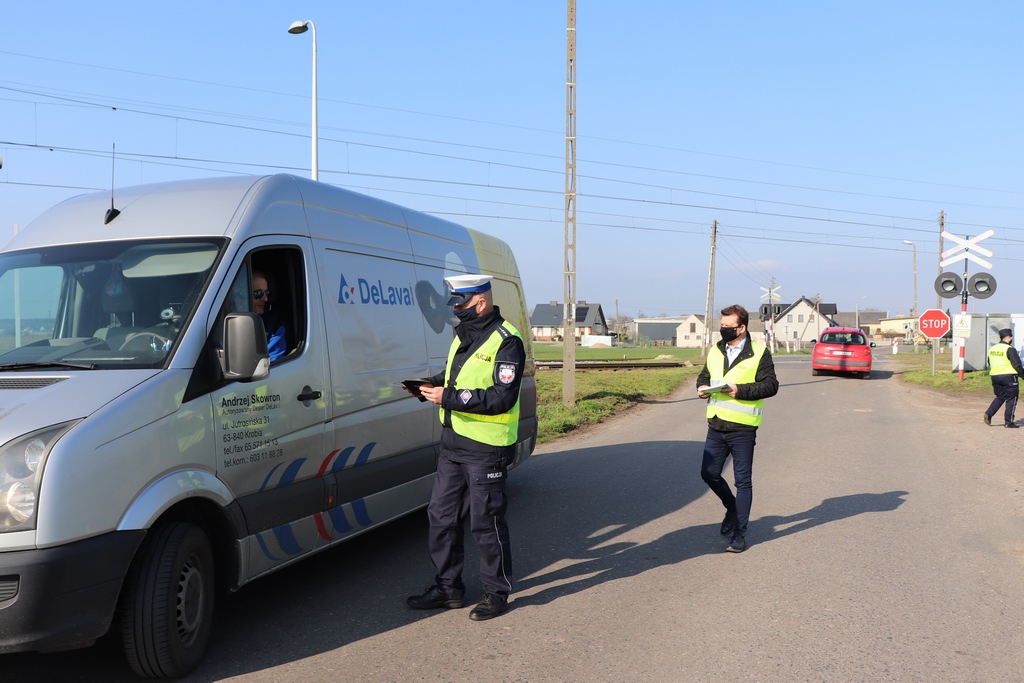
[406,274,525,620]
[984,328,1023,428]
[696,304,779,553]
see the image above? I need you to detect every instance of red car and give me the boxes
[811,327,875,379]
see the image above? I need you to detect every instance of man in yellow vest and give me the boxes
[697,304,779,553]
[406,273,526,620]
[984,328,1023,428]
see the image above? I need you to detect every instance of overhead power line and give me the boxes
[3,83,1024,215]
[10,138,1023,241]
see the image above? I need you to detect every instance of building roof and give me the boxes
[776,297,838,321]
[530,301,608,331]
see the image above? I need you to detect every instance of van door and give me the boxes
[312,237,438,542]
[209,239,329,579]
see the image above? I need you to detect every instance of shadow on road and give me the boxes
[755,490,908,541]
[514,480,909,607]
[0,439,909,682]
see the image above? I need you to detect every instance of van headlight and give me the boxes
[0,422,77,532]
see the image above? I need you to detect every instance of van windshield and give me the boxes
[0,238,225,370]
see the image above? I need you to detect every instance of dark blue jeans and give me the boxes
[700,427,757,538]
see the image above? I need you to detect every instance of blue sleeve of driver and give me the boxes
[268,324,287,361]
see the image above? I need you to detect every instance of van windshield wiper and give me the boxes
[0,360,99,371]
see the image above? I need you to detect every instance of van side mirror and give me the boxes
[218,313,270,382]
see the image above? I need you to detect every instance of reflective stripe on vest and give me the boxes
[989,342,1016,376]
[705,341,766,427]
[441,321,522,446]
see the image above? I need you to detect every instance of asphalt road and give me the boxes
[5,352,1023,682]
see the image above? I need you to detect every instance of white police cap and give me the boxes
[444,274,493,305]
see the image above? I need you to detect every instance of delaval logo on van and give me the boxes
[338,273,415,306]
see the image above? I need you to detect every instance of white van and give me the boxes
[0,174,537,677]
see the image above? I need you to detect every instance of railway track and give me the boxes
[534,360,687,370]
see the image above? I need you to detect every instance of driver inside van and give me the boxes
[252,271,287,361]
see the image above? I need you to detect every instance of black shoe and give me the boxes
[720,510,737,536]
[983,413,991,426]
[725,535,746,553]
[407,585,463,610]
[1006,423,1020,429]
[469,593,508,621]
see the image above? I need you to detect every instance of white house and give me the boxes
[674,314,706,348]
[772,298,837,346]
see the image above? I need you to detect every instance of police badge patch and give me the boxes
[498,364,516,384]
[459,389,473,404]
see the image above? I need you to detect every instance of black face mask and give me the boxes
[454,306,480,323]
[720,326,740,343]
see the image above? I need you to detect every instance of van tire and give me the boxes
[120,522,215,678]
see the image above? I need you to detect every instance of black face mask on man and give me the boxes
[719,326,741,343]
[454,306,480,323]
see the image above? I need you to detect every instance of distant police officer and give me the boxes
[696,304,779,553]
[406,274,525,620]
[984,328,1024,428]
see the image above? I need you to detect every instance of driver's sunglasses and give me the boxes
[252,289,271,300]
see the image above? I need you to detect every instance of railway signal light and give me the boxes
[967,272,996,299]
[934,272,962,299]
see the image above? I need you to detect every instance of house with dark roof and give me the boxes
[530,301,609,341]
[770,297,838,345]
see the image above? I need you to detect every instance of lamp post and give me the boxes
[288,20,318,181]
[902,240,917,319]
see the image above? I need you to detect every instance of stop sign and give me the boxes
[919,309,950,339]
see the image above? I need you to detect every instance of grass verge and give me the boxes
[533,348,702,443]
[895,351,991,394]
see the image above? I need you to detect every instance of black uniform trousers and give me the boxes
[986,374,1019,425]
[427,452,512,599]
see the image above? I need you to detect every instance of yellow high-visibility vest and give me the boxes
[989,342,1016,376]
[705,341,767,427]
[441,321,522,446]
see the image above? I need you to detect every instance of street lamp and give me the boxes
[288,20,318,181]
[902,240,917,319]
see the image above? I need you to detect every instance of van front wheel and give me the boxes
[120,522,215,679]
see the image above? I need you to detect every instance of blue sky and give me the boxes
[2,1,1022,320]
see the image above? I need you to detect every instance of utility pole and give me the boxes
[701,219,717,358]
[13,224,20,349]
[912,243,918,318]
[562,0,577,407]
[936,210,944,311]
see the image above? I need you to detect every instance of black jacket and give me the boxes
[696,334,779,432]
[430,307,526,464]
